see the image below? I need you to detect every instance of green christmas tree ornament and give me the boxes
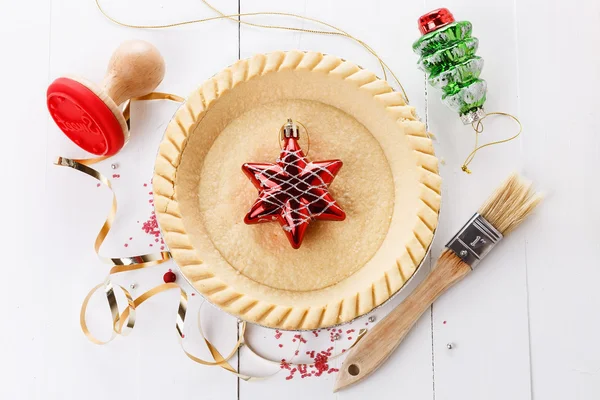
[413,8,487,124]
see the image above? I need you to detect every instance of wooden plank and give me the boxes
[44,1,240,399]
[237,1,434,398]
[515,0,600,399]
[0,1,51,398]
[424,1,532,399]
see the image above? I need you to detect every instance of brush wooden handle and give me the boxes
[334,252,472,392]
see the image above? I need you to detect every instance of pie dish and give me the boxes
[153,51,441,330]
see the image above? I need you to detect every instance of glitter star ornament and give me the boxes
[242,119,346,249]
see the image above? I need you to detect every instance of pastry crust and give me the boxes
[153,51,441,330]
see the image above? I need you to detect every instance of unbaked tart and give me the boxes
[153,51,441,330]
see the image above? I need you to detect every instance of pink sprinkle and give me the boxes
[129,237,132,240]
[149,244,153,247]
[181,334,185,338]
[112,174,120,179]
[348,336,353,340]
[191,293,195,296]
[124,243,128,247]
[443,321,447,325]
[143,183,147,187]
[160,246,165,250]
[96,183,101,187]
[278,344,283,348]
[142,212,161,238]
[277,343,338,379]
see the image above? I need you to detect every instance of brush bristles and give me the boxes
[478,173,543,236]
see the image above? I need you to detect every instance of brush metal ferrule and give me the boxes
[446,213,503,269]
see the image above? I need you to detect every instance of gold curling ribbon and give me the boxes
[122,92,185,128]
[55,157,170,267]
[461,112,523,174]
[55,92,240,372]
[57,156,243,371]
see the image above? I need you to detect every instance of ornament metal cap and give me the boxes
[418,8,455,35]
[283,118,299,138]
[460,108,486,125]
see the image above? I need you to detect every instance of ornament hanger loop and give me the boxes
[461,112,523,174]
[279,119,311,156]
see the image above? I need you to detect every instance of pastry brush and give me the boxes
[334,173,542,391]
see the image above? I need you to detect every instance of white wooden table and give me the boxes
[2,0,599,399]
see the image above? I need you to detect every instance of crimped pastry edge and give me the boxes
[153,50,441,330]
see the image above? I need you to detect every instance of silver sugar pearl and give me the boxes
[111,163,119,169]
[368,316,376,323]
[334,333,341,341]
[459,250,468,258]
[447,343,454,350]
[130,283,137,290]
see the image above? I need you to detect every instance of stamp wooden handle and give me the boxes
[102,40,165,105]
[334,254,471,392]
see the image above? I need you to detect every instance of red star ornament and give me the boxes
[242,135,346,249]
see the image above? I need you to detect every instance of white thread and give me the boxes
[247,148,342,229]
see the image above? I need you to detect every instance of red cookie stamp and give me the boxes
[47,40,165,156]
